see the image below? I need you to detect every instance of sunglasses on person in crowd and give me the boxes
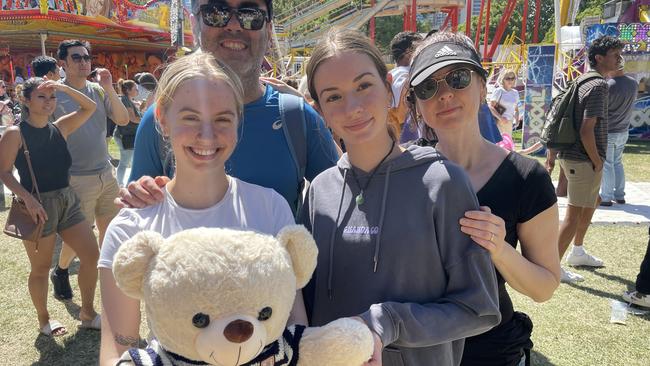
[70,54,92,63]
[504,76,516,81]
[413,68,475,101]
[198,4,268,30]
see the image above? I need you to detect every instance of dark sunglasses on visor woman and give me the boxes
[412,68,475,100]
[409,41,488,101]
[198,4,269,30]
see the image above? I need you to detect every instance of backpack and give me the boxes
[157,92,307,214]
[278,93,307,217]
[541,71,603,150]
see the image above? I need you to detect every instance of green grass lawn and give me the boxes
[511,225,650,366]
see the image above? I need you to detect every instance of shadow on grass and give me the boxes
[32,329,100,366]
[564,281,621,300]
[32,333,63,366]
[630,309,650,322]
[580,268,636,288]
[624,140,650,154]
[62,299,82,320]
[531,349,556,366]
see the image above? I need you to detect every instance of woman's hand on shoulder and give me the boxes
[460,206,507,262]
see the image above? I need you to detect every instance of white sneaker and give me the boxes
[622,291,650,309]
[560,267,584,283]
[566,249,604,267]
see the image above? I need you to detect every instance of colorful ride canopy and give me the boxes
[0,0,193,50]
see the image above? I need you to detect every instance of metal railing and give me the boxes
[276,0,350,29]
[288,0,395,48]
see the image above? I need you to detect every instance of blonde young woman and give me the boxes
[0,77,100,337]
[409,32,560,366]
[99,52,305,365]
[488,69,520,151]
[301,29,500,366]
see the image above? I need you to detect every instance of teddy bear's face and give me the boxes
[142,230,299,365]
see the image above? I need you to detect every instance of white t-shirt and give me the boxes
[490,87,519,121]
[99,177,295,269]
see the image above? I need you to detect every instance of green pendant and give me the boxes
[356,192,365,205]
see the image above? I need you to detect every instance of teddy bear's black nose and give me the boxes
[223,319,254,343]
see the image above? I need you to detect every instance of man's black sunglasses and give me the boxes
[198,4,268,30]
[70,54,92,63]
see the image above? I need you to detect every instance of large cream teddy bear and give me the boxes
[112,226,374,366]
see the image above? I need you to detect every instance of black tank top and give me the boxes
[15,122,72,193]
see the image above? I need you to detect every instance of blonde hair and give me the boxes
[497,68,517,86]
[154,51,244,121]
[15,84,25,104]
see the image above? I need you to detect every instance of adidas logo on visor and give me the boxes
[434,46,457,58]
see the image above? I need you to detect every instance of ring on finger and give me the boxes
[490,232,495,242]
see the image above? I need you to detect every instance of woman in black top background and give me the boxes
[407,32,561,366]
[115,79,141,186]
[0,77,100,337]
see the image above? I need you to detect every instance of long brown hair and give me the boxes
[306,28,397,141]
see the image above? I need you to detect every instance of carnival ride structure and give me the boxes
[268,0,580,82]
[268,0,468,79]
[274,0,463,51]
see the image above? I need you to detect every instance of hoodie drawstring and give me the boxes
[373,164,392,272]
[328,169,348,300]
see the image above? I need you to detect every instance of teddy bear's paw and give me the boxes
[298,318,374,366]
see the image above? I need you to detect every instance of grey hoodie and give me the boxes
[301,145,500,366]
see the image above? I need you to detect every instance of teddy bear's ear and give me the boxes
[277,225,318,289]
[112,231,164,300]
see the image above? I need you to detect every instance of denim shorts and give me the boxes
[40,186,86,237]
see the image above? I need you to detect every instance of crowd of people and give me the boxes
[0,0,648,365]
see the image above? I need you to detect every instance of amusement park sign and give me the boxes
[522,45,556,149]
[585,23,650,53]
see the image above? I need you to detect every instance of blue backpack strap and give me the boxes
[279,93,307,215]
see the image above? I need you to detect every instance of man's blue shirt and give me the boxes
[130,85,339,212]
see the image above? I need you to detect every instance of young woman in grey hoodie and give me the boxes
[301,28,501,366]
